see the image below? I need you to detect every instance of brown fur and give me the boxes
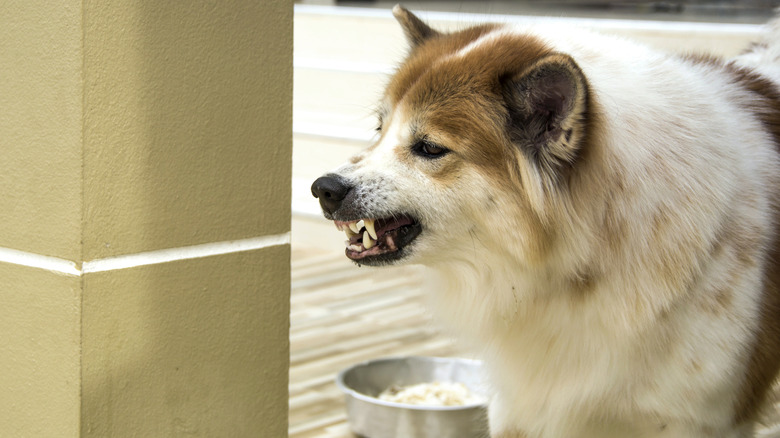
[386,29,606,232]
[392,4,440,47]
[682,53,780,144]
[386,31,552,172]
[386,23,502,104]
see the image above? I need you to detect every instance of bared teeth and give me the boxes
[363,230,375,249]
[340,218,380,253]
[364,218,377,240]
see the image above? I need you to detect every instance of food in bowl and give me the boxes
[378,381,485,406]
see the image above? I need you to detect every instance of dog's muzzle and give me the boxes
[310,174,423,265]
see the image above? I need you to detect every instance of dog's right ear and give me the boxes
[500,54,591,211]
[501,54,590,176]
[393,4,440,47]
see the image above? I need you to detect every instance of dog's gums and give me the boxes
[334,215,421,264]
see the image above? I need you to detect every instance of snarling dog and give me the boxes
[312,6,780,437]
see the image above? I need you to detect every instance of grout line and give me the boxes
[0,232,291,277]
[0,247,81,276]
[82,232,291,273]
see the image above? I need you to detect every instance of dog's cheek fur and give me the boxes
[332,132,490,263]
[410,129,556,267]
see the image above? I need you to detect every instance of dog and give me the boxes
[311,5,780,437]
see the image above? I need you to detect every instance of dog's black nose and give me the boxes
[311,175,351,216]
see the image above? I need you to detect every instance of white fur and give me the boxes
[320,17,780,438]
[435,25,778,438]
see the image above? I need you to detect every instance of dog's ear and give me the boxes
[393,4,440,47]
[501,54,589,176]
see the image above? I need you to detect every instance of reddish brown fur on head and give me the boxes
[386,7,594,216]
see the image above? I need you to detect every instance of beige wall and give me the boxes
[0,0,84,261]
[0,1,291,437]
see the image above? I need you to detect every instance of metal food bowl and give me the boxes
[336,356,490,438]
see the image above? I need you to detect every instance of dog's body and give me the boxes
[312,7,780,437]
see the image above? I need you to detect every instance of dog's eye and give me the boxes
[412,140,449,159]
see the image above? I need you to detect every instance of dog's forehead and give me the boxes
[378,26,554,168]
[386,25,553,109]
[385,23,499,103]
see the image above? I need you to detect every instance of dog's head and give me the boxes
[312,6,594,267]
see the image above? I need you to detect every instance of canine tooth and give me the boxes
[349,222,359,233]
[364,218,377,240]
[344,227,357,238]
[363,230,375,249]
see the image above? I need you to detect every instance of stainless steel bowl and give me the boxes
[336,356,489,438]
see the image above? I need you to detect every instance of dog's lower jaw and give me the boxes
[344,222,423,266]
[345,243,407,266]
